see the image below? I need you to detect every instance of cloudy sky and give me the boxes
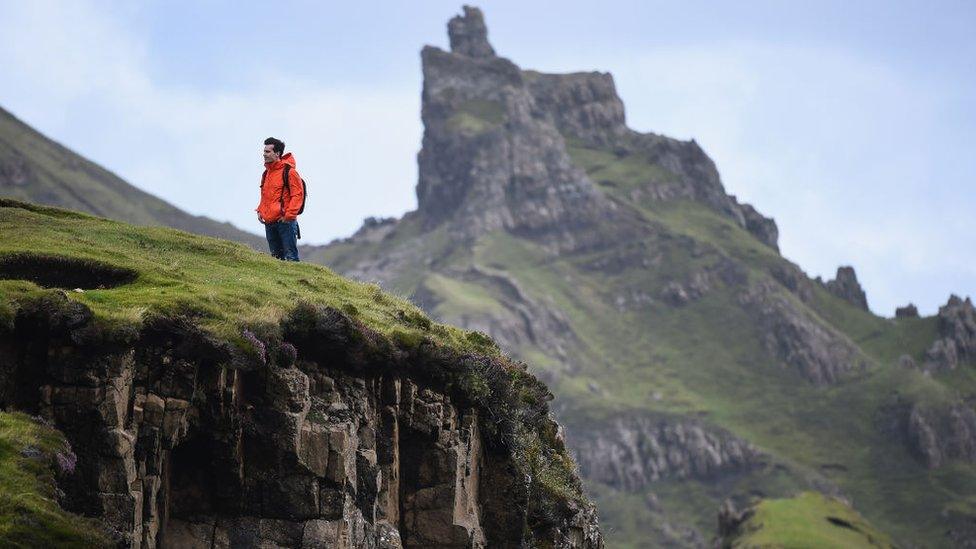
[1,0,973,316]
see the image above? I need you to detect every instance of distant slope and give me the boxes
[719,492,896,548]
[313,8,976,548]
[0,105,265,249]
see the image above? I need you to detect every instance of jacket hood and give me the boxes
[266,152,297,169]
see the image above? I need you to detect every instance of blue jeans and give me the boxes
[265,220,299,261]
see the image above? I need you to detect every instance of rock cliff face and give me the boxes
[568,415,764,492]
[0,292,602,548]
[408,6,777,256]
[924,295,976,372]
[822,266,869,311]
[884,398,976,469]
[415,266,580,373]
[415,8,635,254]
[738,280,867,385]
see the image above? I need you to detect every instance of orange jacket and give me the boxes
[256,153,304,224]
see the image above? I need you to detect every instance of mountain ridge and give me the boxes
[314,7,976,547]
[0,104,265,250]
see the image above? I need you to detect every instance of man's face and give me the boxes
[263,144,279,163]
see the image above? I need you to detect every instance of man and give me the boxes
[256,137,305,261]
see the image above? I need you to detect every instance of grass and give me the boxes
[446,99,506,135]
[0,198,483,354]
[421,273,508,318]
[0,411,109,548]
[729,492,896,548]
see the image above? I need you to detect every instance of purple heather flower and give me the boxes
[56,443,77,475]
[242,329,267,363]
[280,342,297,365]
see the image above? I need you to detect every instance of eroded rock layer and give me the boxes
[568,415,764,492]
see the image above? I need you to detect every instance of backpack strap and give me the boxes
[280,165,291,215]
[282,165,306,221]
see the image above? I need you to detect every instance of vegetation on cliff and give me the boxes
[0,411,109,547]
[0,198,597,545]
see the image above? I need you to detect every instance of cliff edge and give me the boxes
[0,199,602,548]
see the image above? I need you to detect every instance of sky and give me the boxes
[0,0,973,316]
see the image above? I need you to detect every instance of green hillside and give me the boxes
[722,492,896,548]
[0,105,265,249]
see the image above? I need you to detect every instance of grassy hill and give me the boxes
[0,105,265,249]
[721,492,896,548]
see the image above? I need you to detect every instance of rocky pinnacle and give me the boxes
[448,6,496,58]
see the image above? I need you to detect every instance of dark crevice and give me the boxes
[826,516,858,531]
[0,252,137,289]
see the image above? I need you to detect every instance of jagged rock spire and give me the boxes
[824,266,869,311]
[448,6,495,57]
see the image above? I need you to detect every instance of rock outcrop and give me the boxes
[568,414,764,492]
[923,295,976,372]
[739,280,867,384]
[884,398,976,469]
[768,263,816,303]
[717,498,754,541]
[402,5,780,258]
[0,293,602,548]
[822,266,869,311]
[416,266,580,373]
[895,303,919,318]
[447,6,495,59]
[525,70,779,251]
[659,257,748,307]
[416,9,637,254]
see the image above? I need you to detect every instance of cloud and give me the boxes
[0,0,422,246]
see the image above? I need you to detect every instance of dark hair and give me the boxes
[264,137,285,156]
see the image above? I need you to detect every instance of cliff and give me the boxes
[0,198,602,548]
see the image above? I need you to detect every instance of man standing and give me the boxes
[257,137,305,261]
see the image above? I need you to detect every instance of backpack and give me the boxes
[282,165,307,215]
